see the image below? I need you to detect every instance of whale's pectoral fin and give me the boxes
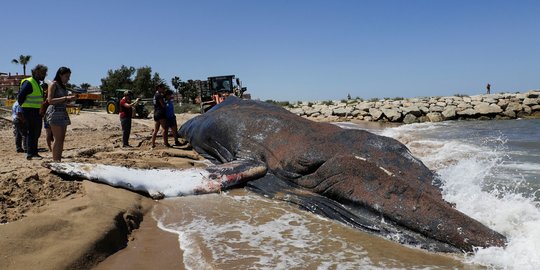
[246,174,381,233]
[44,160,267,198]
[204,159,268,189]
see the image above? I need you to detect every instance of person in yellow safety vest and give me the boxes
[17,64,48,160]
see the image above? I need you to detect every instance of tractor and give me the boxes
[199,75,248,113]
[105,89,149,118]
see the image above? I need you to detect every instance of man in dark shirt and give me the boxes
[17,64,48,160]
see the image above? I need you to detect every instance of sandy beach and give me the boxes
[0,109,200,269]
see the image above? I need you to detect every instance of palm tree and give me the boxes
[80,83,91,90]
[11,55,32,76]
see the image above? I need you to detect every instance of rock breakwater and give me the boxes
[286,90,540,124]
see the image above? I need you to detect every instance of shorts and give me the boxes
[153,109,166,121]
[166,116,177,127]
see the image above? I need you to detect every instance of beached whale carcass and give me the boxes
[46,96,506,253]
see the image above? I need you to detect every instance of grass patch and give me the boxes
[265,100,293,108]
[175,103,200,113]
[321,100,334,106]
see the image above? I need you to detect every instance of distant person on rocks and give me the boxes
[46,67,77,162]
[119,90,140,148]
[486,83,491,94]
[17,64,48,160]
[151,83,169,148]
[12,101,27,153]
[165,90,182,146]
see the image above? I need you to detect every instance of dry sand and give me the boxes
[0,109,200,270]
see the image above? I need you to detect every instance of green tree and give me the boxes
[100,65,136,97]
[133,66,153,97]
[11,55,32,76]
[179,80,198,103]
[151,72,164,87]
[80,83,91,90]
[66,83,78,90]
[171,76,181,92]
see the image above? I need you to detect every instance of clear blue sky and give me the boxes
[1,0,539,101]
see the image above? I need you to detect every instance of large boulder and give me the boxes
[355,103,372,112]
[426,112,443,122]
[497,99,510,110]
[290,108,304,116]
[435,102,447,107]
[517,105,532,118]
[442,106,457,120]
[429,105,444,112]
[401,105,423,117]
[304,107,321,117]
[381,108,402,122]
[402,114,418,124]
[369,108,383,121]
[457,108,477,117]
[526,91,540,98]
[321,107,333,117]
[506,102,523,112]
[474,103,503,115]
[483,98,498,104]
[523,98,539,106]
[457,102,472,110]
[502,109,516,118]
[333,106,353,117]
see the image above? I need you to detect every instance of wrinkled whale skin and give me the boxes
[179,96,506,252]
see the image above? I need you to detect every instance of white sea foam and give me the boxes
[153,194,381,270]
[383,122,540,269]
[500,162,540,173]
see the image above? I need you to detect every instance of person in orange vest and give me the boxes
[17,64,48,160]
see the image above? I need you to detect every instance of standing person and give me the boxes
[119,90,140,148]
[486,83,491,94]
[46,67,77,162]
[41,82,54,152]
[165,90,182,146]
[17,64,47,160]
[12,101,27,153]
[151,83,169,148]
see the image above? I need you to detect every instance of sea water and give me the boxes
[153,119,540,269]
[378,119,540,269]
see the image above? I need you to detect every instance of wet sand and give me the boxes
[94,209,184,270]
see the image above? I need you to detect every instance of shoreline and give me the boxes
[94,205,185,270]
